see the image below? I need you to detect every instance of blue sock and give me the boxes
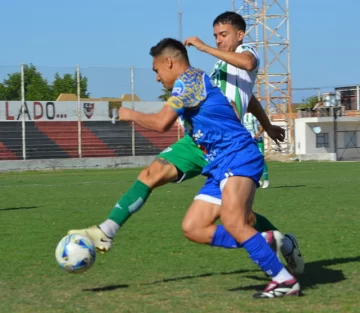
[242,232,284,277]
[210,225,241,249]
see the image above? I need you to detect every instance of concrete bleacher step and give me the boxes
[35,121,117,158]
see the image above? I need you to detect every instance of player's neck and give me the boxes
[176,63,191,77]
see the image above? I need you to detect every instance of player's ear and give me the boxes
[237,30,245,42]
[165,56,173,69]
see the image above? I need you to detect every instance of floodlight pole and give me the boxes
[333,106,341,161]
[178,0,183,41]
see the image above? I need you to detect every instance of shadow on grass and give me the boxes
[142,268,257,286]
[271,185,306,189]
[83,269,257,292]
[229,256,360,293]
[83,256,360,293]
[0,206,38,211]
[83,284,129,292]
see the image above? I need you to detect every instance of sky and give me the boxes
[0,0,359,102]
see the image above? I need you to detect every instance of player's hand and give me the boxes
[184,36,208,52]
[118,107,133,122]
[265,125,285,146]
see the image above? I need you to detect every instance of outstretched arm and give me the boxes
[248,95,285,145]
[248,95,271,130]
[184,36,256,71]
[118,105,178,133]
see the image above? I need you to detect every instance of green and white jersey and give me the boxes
[210,44,259,122]
[243,112,262,141]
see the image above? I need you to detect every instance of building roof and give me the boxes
[56,93,141,102]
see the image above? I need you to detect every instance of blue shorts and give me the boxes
[194,142,264,205]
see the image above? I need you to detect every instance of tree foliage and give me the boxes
[300,95,319,109]
[0,64,89,101]
[158,88,172,101]
[53,73,89,99]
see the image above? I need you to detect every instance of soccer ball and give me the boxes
[55,233,96,273]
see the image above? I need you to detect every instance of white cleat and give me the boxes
[283,233,304,275]
[68,226,112,253]
[262,180,270,189]
[253,278,300,298]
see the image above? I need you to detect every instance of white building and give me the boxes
[295,116,360,161]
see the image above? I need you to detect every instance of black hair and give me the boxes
[213,11,246,32]
[149,38,189,63]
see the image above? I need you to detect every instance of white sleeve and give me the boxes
[236,44,260,69]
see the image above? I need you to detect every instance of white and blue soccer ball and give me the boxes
[55,234,96,273]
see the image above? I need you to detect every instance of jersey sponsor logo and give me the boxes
[192,129,204,141]
[172,79,185,96]
[205,149,217,162]
[210,65,222,88]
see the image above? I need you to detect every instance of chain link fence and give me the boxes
[0,64,182,160]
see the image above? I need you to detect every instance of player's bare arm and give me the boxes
[255,126,265,139]
[248,96,285,144]
[184,36,256,71]
[248,96,271,130]
[118,105,178,133]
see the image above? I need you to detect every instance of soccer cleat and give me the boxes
[262,180,270,189]
[263,230,284,260]
[253,278,300,298]
[68,226,112,253]
[283,233,304,275]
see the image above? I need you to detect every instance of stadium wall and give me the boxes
[0,101,183,171]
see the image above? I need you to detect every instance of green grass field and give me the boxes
[0,162,359,313]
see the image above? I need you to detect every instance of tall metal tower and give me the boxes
[234,0,293,153]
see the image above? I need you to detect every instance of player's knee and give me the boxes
[137,160,177,188]
[137,164,165,188]
[220,207,247,232]
[137,167,153,184]
[181,218,197,241]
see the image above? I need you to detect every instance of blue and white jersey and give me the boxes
[166,67,255,172]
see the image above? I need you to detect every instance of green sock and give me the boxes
[263,161,269,180]
[108,180,151,226]
[253,212,278,232]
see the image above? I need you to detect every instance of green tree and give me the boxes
[0,64,90,101]
[52,72,90,99]
[300,95,319,109]
[0,64,53,100]
[158,88,172,101]
[0,84,6,100]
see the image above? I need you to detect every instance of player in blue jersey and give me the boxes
[139,38,300,298]
[78,38,299,298]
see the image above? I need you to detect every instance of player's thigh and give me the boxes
[192,176,257,226]
[137,158,178,189]
[158,135,207,183]
[220,176,256,223]
[182,199,220,232]
[182,176,221,232]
